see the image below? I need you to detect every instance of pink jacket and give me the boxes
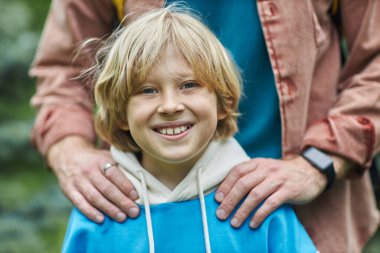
[30,0,380,252]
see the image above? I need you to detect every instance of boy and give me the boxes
[62,6,316,253]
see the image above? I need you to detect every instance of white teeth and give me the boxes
[158,125,189,135]
[174,127,181,134]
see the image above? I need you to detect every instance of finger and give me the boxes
[64,186,105,224]
[230,179,279,228]
[104,165,139,201]
[78,180,127,223]
[249,191,287,229]
[93,172,140,219]
[216,172,263,220]
[215,160,258,203]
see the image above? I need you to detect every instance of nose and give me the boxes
[157,91,185,114]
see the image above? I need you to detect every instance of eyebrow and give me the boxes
[170,72,195,81]
[145,70,195,83]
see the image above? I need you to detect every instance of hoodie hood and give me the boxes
[112,137,250,253]
[111,137,250,205]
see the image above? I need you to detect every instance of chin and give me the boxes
[159,151,200,164]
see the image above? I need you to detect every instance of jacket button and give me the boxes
[357,117,370,125]
[262,2,278,17]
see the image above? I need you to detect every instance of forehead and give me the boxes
[145,44,194,81]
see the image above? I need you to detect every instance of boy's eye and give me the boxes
[181,81,199,89]
[140,87,158,94]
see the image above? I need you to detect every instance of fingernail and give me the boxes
[116,212,126,222]
[231,217,240,227]
[95,215,104,223]
[130,190,138,200]
[249,221,257,229]
[128,207,139,218]
[215,192,225,202]
[216,208,226,220]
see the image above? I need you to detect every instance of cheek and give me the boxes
[126,113,145,137]
[196,96,219,124]
[126,99,156,139]
[127,116,148,150]
[127,99,146,121]
[126,103,143,133]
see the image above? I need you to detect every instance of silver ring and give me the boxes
[102,162,116,174]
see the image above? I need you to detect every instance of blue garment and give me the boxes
[166,0,282,159]
[62,191,316,253]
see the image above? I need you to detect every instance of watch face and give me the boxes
[303,147,333,170]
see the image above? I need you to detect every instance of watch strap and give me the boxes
[302,147,336,191]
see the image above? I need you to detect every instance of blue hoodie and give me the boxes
[62,138,317,253]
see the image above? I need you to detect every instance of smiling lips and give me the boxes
[155,124,193,136]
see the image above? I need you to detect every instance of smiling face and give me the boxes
[125,44,224,185]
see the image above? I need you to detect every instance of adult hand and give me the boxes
[47,136,139,223]
[215,156,328,229]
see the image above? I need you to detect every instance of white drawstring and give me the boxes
[197,167,212,253]
[138,171,155,253]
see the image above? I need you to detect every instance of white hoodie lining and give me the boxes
[111,139,249,205]
[138,170,155,253]
[197,166,212,253]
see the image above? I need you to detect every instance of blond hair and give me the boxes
[93,5,242,152]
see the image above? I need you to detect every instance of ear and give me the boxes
[217,109,227,120]
[217,99,231,120]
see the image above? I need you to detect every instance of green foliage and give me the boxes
[0,1,70,252]
[0,0,49,91]
[0,0,42,83]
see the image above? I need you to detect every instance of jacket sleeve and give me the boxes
[29,0,115,155]
[302,0,380,171]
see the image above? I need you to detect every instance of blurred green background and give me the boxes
[0,0,379,252]
[0,0,71,252]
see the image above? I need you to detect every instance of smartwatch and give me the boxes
[302,147,336,190]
